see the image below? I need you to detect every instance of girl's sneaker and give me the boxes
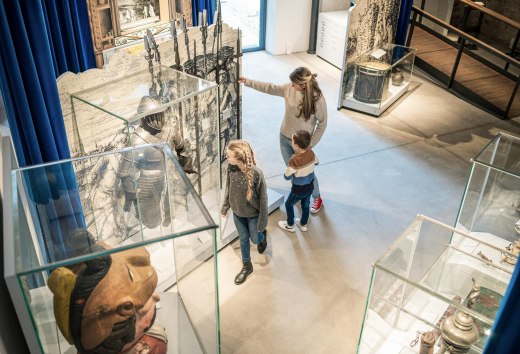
[295,218,308,232]
[278,220,295,232]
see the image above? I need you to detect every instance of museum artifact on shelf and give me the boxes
[454,132,520,248]
[341,44,416,116]
[356,215,517,354]
[4,144,220,354]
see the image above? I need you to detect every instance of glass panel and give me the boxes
[10,144,219,354]
[343,44,416,114]
[69,66,217,158]
[456,133,520,242]
[358,216,515,354]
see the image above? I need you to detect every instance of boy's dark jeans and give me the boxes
[285,191,312,226]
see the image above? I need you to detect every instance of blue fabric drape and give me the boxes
[395,0,413,46]
[192,0,216,26]
[0,0,94,263]
[483,263,520,354]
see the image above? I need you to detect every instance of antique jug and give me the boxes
[391,69,404,86]
[438,310,478,353]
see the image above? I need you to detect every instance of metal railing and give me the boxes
[406,5,520,118]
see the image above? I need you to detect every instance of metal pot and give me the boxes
[438,310,479,353]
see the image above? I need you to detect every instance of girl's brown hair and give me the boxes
[289,67,322,121]
[226,140,257,200]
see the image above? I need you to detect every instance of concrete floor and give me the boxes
[216,50,520,354]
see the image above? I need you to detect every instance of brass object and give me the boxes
[438,310,479,354]
[465,278,480,310]
[501,240,520,265]
[391,68,404,86]
[477,251,492,263]
[420,331,435,354]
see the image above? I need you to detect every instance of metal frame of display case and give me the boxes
[455,132,520,244]
[357,214,517,354]
[4,143,221,354]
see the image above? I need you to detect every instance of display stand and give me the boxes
[357,215,516,353]
[341,44,416,117]
[455,132,520,244]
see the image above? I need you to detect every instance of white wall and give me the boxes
[265,0,312,55]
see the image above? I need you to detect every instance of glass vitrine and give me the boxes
[342,44,416,116]
[69,65,221,240]
[455,132,520,248]
[357,215,516,354]
[4,144,220,354]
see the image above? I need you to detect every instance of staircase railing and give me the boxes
[406,5,520,119]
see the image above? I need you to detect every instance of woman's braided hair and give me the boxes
[227,140,256,201]
[289,67,322,121]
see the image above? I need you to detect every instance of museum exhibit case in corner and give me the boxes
[4,144,220,354]
[455,132,520,253]
[357,215,517,354]
[343,44,416,116]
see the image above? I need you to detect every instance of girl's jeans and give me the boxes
[233,214,266,262]
[280,133,320,199]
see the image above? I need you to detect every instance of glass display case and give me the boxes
[69,65,221,241]
[455,132,520,248]
[357,215,516,354]
[4,144,220,354]
[342,44,416,116]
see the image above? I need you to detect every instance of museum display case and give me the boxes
[69,65,221,239]
[455,132,520,248]
[357,215,517,354]
[4,144,220,354]
[343,44,416,116]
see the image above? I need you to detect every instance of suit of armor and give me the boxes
[118,96,195,229]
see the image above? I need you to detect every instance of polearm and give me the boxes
[212,0,222,54]
[144,33,154,72]
[170,19,182,71]
[147,29,161,65]
[236,29,242,139]
[200,10,208,79]
[193,39,202,195]
[169,19,184,136]
[144,35,157,99]
[180,15,191,66]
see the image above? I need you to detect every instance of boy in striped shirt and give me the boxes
[278,130,319,232]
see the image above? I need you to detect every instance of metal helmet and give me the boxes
[137,96,165,134]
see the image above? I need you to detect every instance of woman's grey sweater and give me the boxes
[221,164,268,232]
[244,78,327,147]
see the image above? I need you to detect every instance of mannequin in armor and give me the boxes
[118,96,195,229]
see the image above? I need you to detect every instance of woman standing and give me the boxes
[239,67,327,213]
[221,140,268,285]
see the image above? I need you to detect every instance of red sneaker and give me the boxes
[311,197,323,214]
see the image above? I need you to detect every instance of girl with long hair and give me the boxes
[239,66,327,213]
[221,140,268,285]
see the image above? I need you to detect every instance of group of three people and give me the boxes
[221,67,328,285]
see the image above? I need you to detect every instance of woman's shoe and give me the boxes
[234,261,253,285]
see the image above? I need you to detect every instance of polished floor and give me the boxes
[216,50,520,354]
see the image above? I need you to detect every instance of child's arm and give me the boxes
[256,170,269,232]
[221,168,231,215]
[284,165,296,180]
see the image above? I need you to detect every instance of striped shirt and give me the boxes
[284,149,319,194]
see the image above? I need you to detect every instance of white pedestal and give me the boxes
[343,82,409,117]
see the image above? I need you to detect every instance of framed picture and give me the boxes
[117,0,161,33]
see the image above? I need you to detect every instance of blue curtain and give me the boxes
[483,263,520,354]
[192,0,216,26]
[395,0,413,46]
[0,0,94,263]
